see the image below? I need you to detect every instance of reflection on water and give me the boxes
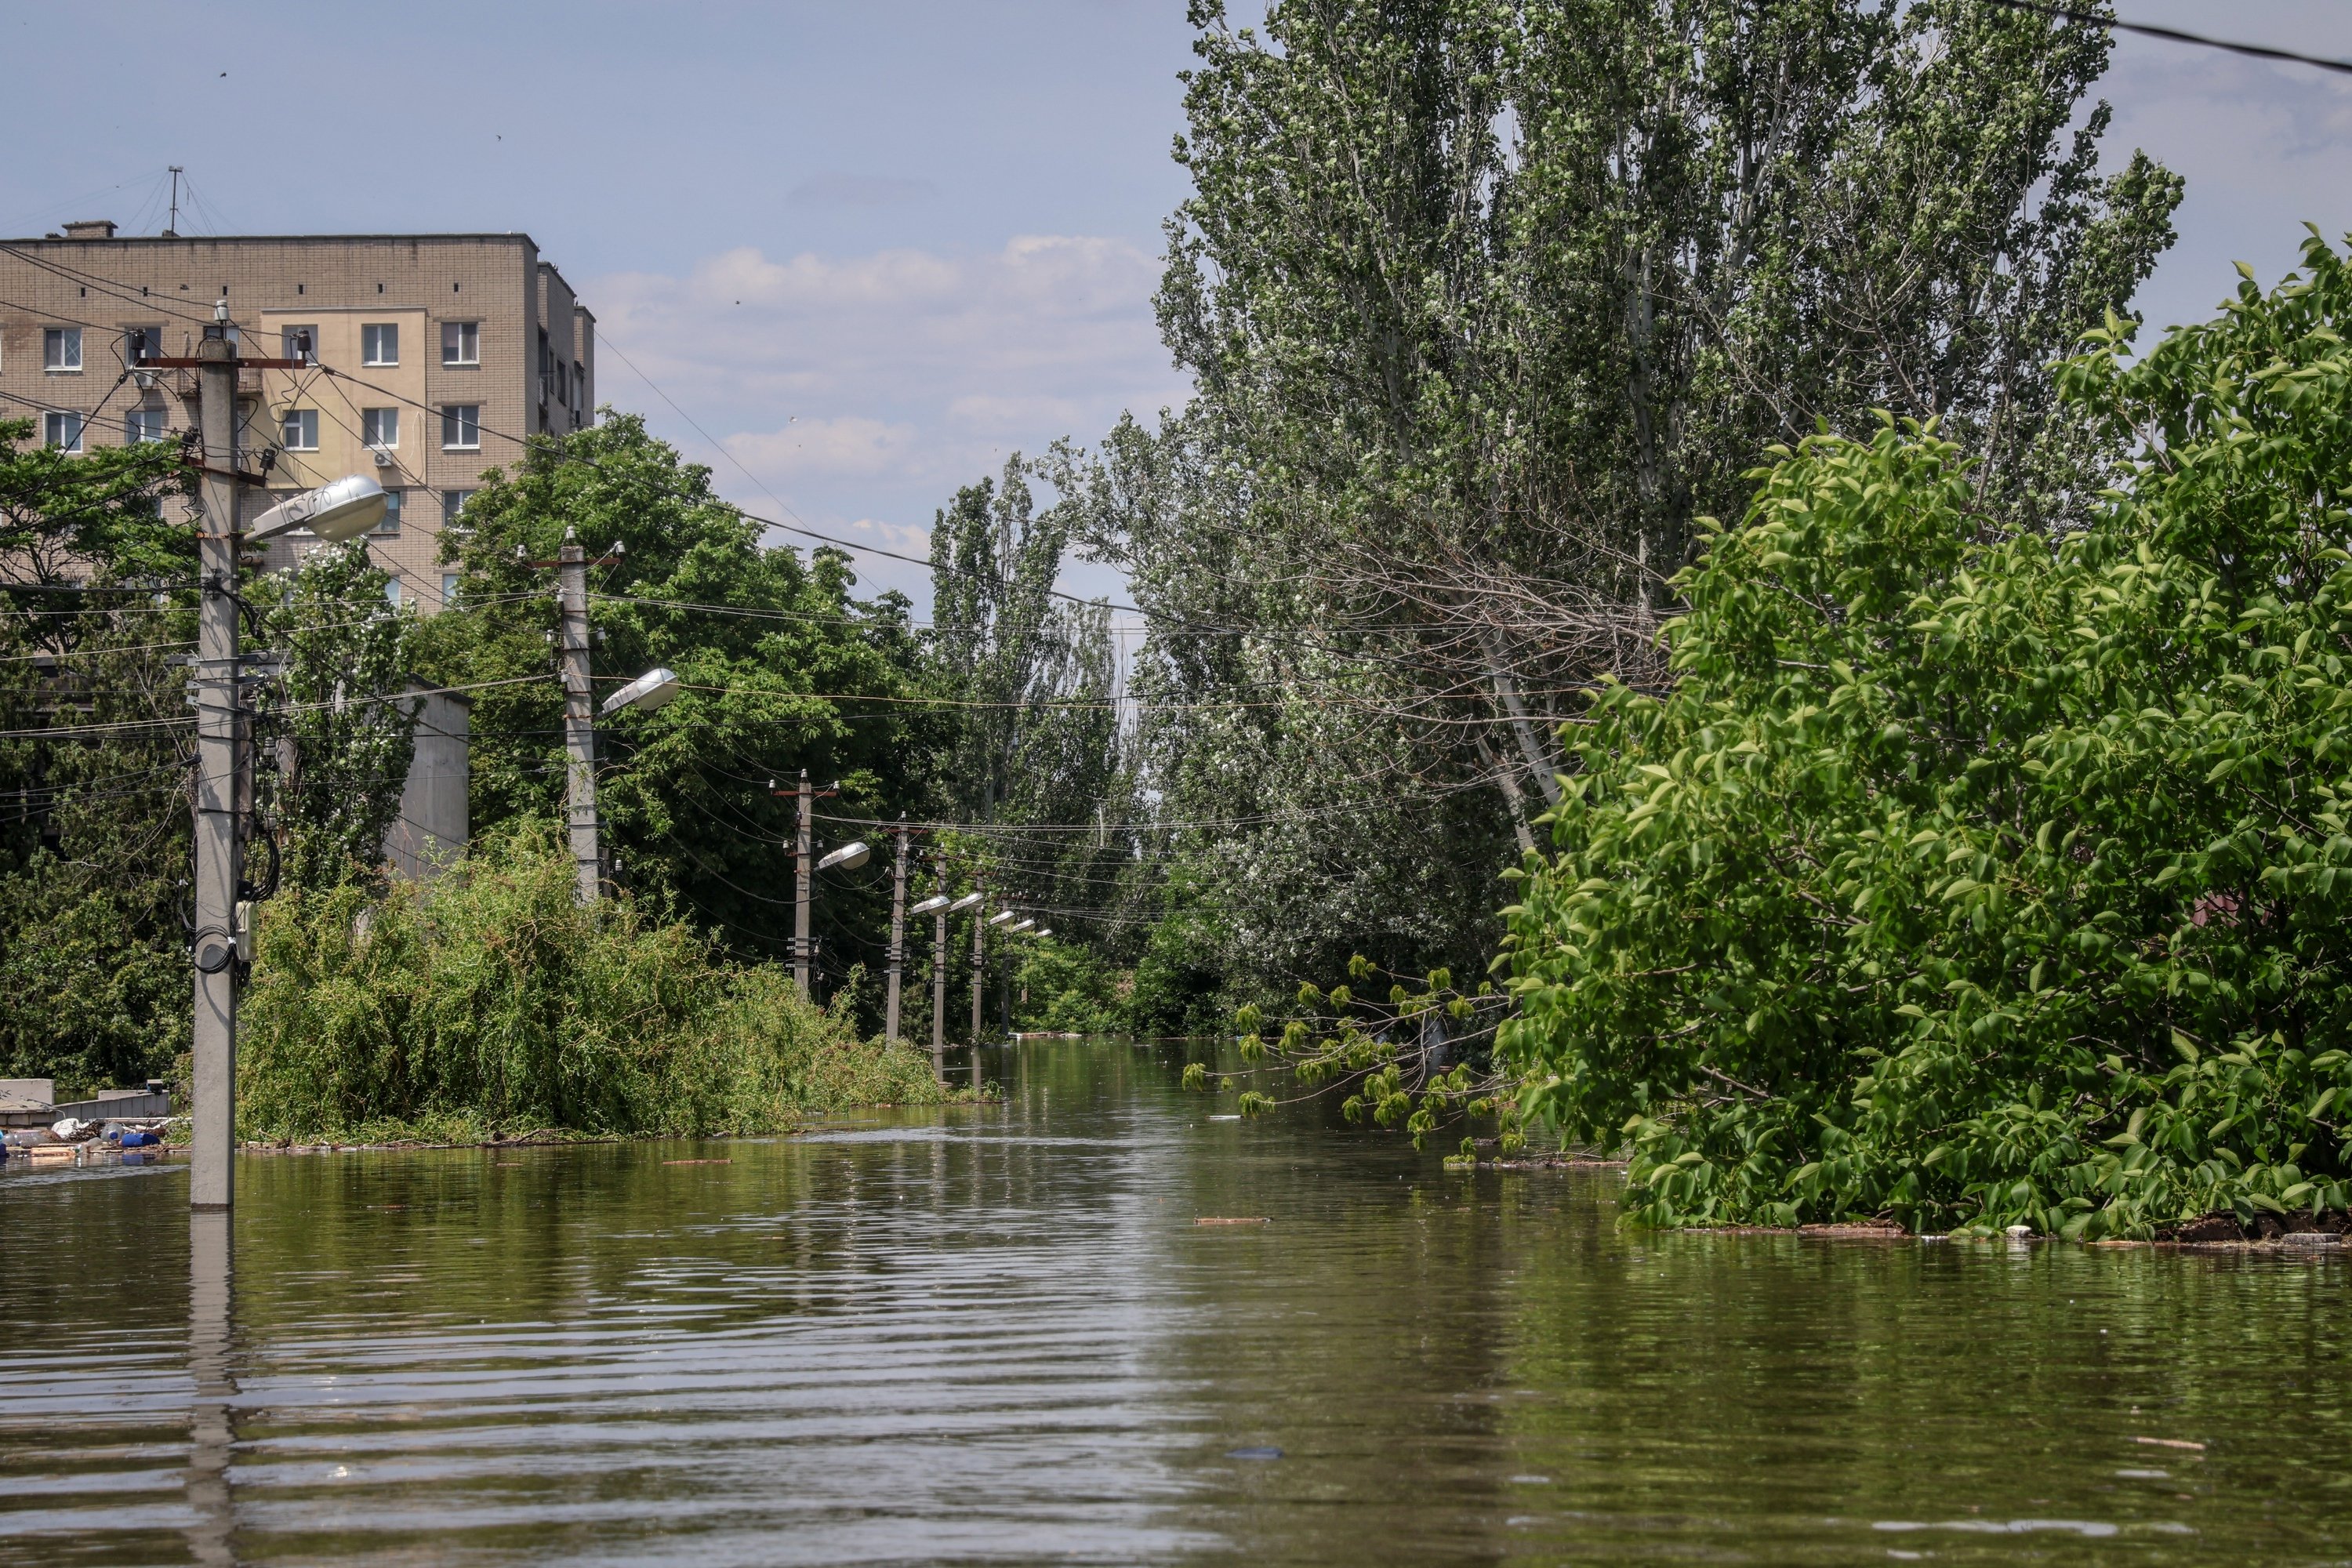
[1,1040,2347,1564]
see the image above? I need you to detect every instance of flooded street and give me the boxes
[2,1038,2348,1565]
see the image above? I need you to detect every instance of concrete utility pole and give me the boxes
[188,308,241,1213]
[970,878,987,1047]
[884,820,909,1043]
[794,770,814,997]
[162,307,332,1214]
[556,532,600,903]
[931,854,949,1080]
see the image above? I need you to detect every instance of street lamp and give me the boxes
[987,908,1018,927]
[947,891,984,914]
[817,840,870,872]
[909,893,951,916]
[1008,918,1036,934]
[248,473,388,544]
[600,666,681,716]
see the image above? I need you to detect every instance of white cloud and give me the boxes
[591,234,1186,604]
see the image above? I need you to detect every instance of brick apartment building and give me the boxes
[0,220,595,608]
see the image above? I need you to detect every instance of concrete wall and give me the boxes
[384,685,470,881]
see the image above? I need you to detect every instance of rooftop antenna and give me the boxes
[164,166,183,238]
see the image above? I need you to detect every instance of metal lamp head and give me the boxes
[986,909,1018,927]
[600,666,681,717]
[817,840,870,872]
[909,894,951,916]
[1008,918,1036,934]
[247,474,387,544]
[947,891,985,914]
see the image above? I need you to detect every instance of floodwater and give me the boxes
[2,1040,2347,1566]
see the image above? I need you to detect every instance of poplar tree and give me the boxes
[1111,0,2182,997]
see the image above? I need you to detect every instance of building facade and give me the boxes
[0,220,595,608]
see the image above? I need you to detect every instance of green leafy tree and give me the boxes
[419,414,944,988]
[0,417,193,1093]
[1496,237,2352,1238]
[929,454,1142,953]
[1109,0,2181,1010]
[263,540,418,890]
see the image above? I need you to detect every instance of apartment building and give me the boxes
[0,220,596,609]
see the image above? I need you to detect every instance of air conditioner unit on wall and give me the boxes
[372,449,394,468]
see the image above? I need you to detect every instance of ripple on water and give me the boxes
[1,1040,2347,1565]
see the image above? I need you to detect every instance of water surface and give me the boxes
[2,1040,2346,1564]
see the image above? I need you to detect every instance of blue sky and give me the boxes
[7,2,2352,609]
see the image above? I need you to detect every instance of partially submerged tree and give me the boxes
[1109,0,2181,1000]
[1492,235,2352,1237]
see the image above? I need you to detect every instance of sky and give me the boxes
[6,1,2352,612]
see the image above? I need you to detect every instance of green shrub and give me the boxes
[240,823,946,1139]
[1011,938,1125,1035]
[1502,236,2352,1238]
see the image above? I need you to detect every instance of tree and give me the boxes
[1499,236,2352,1238]
[1106,0,2181,1005]
[929,454,1141,953]
[263,540,418,891]
[0,417,192,1093]
[419,414,946,993]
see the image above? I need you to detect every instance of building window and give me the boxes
[281,325,318,365]
[441,572,459,607]
[440,405,481,450]
[123,326,163,368]
[373,489,404,535]
[362,408,399,449]
[442,321,479,365]
[386,578,402,607]
[43,411,84,451]
[441,488,475,526]
[361,324,399,366]
[282,408,319,451]
[125,407,167,445]
[44,327,82,372]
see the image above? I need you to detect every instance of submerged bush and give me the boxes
[1502,236,2352,1238]
[241,823,946,1139]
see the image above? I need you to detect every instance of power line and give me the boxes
[1978,0,2352,78]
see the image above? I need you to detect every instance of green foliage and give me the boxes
[240,823,949,1140]
[263,540,417,890]
[1010,935,1125,1035]
[0,418,194,1094]
[1217,957,1526,1149]
[1503,235,2352,1237]
[418,412,941,983]
[928,453,1144,956]
[1095,0,2183,1011]
[1123,886,1232,1038]
[0,415,190,586]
